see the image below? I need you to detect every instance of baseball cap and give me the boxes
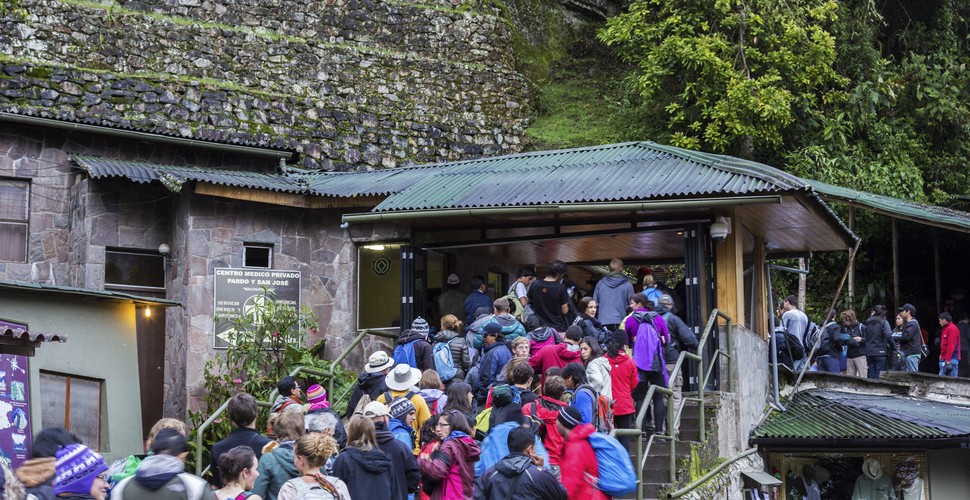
[898,303,916,315]
[362,401,389,418]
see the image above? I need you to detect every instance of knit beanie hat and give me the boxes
[557,406,582,430]
[306,384,327,405]
[388,396,416,420]
[53,444,107,496]
[411,317,430,337]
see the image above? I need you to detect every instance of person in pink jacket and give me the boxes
[418,410,481,500]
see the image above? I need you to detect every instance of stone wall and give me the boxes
[0,0,531,169]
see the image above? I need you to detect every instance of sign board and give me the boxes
[213,268,301,349]
[0,319,31,468]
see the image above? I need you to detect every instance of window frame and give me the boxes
[243,243,273,269]
[103,247,166,294]
[0,177,30,263]
[39,371,103,451]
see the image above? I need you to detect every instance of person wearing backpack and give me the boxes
[377,363,433,452]
[898,303,923,372]
[345,351,394,420]
[781,295,810,372]
[528,325,583,388]
[555,406,607,500]
[560,362,597,426]
[112,429,215,500]
[434,315,471,384]
[605,330,638,450]
[573,298,612,347]
[657,294,698,438]
[419,370,449,415]
[525,316,562,357]
[623,293,670,435]
[277,433,350,500]
[473,299,527,349]
[365,401,422,500]
[213,446,262,500]
[521,376,568,480]
[473,426,565,500]
[813,309,844,373]
[395,317,436,371]
[476,322,513,405]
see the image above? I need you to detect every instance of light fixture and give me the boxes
[158,243,170,255]
[363,244,386,251]
[710,216,732,243]
[144,307,152,318]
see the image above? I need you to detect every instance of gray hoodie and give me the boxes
[592,272,634,325]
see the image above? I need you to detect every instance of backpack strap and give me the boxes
[304,473,341,497]
[504,472,525,500]
[576,384,598,426]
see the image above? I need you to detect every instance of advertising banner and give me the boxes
[0,319,31,468]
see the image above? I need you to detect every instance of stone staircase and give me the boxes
[626,400,718,499]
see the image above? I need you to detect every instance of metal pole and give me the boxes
[848,207,856,305]
[766,257,784,411]
[934,230,942,314]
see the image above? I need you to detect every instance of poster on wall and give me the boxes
[212,268,302,349]
[0,319,31,469]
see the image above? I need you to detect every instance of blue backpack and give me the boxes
[393,340,418,368]
[433,339,458,382]
[587,432,638,497]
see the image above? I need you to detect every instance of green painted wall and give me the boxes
[1,292,144,462]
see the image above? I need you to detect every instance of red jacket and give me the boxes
[522,396,567,465]
[561,424,607,500]
[607,351,639,416]
[941,321,961,361]
[529,342,582,384]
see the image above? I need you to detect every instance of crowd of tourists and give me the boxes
[2,259,701,500]
[773,297,964,379]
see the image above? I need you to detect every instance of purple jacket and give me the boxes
[625,310,670,382]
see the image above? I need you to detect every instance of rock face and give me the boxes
[0,0,532,169]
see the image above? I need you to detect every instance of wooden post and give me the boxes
[848,207,855,306]
[714,210,744,326]
[935,230,942,314]
[798,258,806,311]
[893,218,900,309]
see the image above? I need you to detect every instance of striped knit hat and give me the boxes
[411,317,430,337]
[306,384,327,405]
[53,444,107,496]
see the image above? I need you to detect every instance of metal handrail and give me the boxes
[194,328,400,476]
[666,446,760,498]
[613,308,736,500]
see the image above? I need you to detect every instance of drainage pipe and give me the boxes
[0,112,295,162]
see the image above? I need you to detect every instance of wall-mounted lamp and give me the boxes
[158,243,171,255]
[710,216,732,243]
[339,222,350,229]
[144,307,152,318]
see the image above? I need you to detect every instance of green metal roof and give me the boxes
[751,390,970,445]
[0,280,181,307]
[808,180,970,234]
[362,142,812,212]
[74,156,307,194]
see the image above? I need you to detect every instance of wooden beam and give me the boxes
[194,183,384,209]
[848,207,855,305]
[893,218,900,309]
[935,230,942,314]
[715,209,744,326]
[754,237,768,338]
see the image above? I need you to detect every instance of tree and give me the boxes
[599,0,844,159]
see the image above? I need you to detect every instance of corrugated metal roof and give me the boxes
[809,180,970,234]
[366,142,809,211]
[0,326,67,344]
[0,280,181,307]
[74,156,306,194]
[752,390,970,442]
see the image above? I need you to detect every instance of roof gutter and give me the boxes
[341,195,783,224]
[0,112,295,162]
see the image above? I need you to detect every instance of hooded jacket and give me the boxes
[528,342,581,384]
[592,272,634,325]
[844,322,866,359]
[521,397,567,465]
[658,305,698,363]
[607,350,639,416]
[112,455,212,500]
[863,316,893,357]
[434,329,472,381]
[331,446,394,500]
[560,424,607,500]
[473,315,526,348]
[16,457,55,500]
[477,341,513,404]
[419,431,482,500]
[813,322,843,359]
[345,371,389,419]
[251,442,299,500]
[398,328,436,372]
[472,453,567,500]
[375,422,421,500]
[585,356,612,400]
[527,327,562,357]
[270,394,303,414]
[625,310,669,379]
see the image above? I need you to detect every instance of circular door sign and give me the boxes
[373,256,391,276]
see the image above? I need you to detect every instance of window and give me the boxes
[40,372,103,450]
[105,248,165,293]
[0,178,29,262]
[244,243,272,268]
